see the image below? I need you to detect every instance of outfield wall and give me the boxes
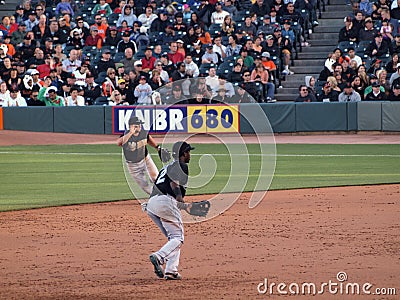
[1,102,400,134]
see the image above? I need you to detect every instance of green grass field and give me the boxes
[0,144,399,211]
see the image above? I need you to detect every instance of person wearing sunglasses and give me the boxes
[295,84,317,102]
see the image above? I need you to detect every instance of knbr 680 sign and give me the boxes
[112,105,240,134]
[187,105,239,133]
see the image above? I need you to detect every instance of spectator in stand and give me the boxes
[251,63,275,102]
[365,81,388,100]
[211,2,230,25]
[65,86,85,106]
[346,47,362,67]
[14,5,25,25]
[305,75,317,97]
[26,89,45,106]
[339,16,358,43]
[104,26,120,47]
[351,75,367,99]
[359,17,378,42]
[117,31,137,54]
[24,10,38,32]
[117,5,137,28]
[138,5,157,30]
[92,0,113,17]
[202,44,219,64]
[166,84,186,104]
[389,62,400,86]
[171,62,188,82]
[242,16,257,38]
[190,40,205,65]
[74,16,90,40]
[317,82,339,102]
[387,83,400,100]
[338,82,362,102]
[120,48,135,72]
[359,0,373,16]
[223,0,237,17]
[55,0,74,17]
[365,31,393,58]
[226,63,243,83]
[134,75,152,104]
[173,12,187,32]
[250,0,269,17]
[37,54,55,78]
[67,28,85,51]
[380,8,398,36]
[241,70,262,102]
[83,72,101,105]
[391,0,400,19]
[273,26,293,75]
[150,10,171,33]
[148,69,166,90]
[2,88,27,106]
[197,0,213,28]
[221,15,236,37]
[32,14,48,43]
[11,23,27,47]
[38,85,64,106]
[295,84,317,102]
[62,49,81,74]
[376,68,390,94]
[141,47,156,73]
[97,49,115,74]
[168,41,184,64]
[153,60,170,83]
[225,35,242,57]
[392,34,400,53]
[85,26,102,48]
[183,54,199,78]
[364,74,385,96]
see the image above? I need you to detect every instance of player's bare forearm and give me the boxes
[148,135,159,149]
[117,132,133,146]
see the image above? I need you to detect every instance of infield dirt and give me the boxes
[0,131,399,299]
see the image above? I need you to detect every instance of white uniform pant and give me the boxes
[146,194,184,274]
[126,155,158,195]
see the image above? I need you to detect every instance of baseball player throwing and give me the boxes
[117,116,170,195]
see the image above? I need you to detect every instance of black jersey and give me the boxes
[150,160,189,198]
[122,129,149,163]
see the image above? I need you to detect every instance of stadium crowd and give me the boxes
[0,0,323,106]
[303,0,400,102]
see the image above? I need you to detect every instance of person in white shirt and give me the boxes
[2,89,27,106]
[212,36,226,61]
[137,6,158,30]
[134,75,153,105]
[65,86,85,106]
[183,55,199,78]
[211,2,230,25]
[0,81,9,106]
[205,67,219,91]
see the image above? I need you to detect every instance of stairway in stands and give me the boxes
[0,1,18,19]
[276,0,352,101]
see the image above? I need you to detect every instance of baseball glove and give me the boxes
[157,146,171,163]
[187,201,210,217]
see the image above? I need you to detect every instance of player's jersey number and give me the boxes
[187,105,239,133]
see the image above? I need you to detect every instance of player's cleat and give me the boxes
[149,254,164,278]
[164,272,182,280]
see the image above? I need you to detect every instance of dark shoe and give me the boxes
[164,272,182,280]
[149,254,164,278]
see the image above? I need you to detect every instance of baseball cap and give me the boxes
[274,26,282,32]
[122,31,131,37]
[369,74,377,79]
[19,23,27,27]
[90,26,98,31]
[47,86,57,93]
[394,84,400,89]
[29,10,36,15]
[344,16,352,22]
[261,51,270,58]
[45,37,53,42]
[30,69,39,75]
[176,39,184,44]
[371,81,380,87]
[139,75,147,80]
[365,17,373,23]
[110,26,117,31]
[128,116,144,125]
[206,44,213,49]
[103,48,111,54]
[374,32,382,38]
[134,60,143,66]
[116,63,124,68]
[283,19,291,25]
[266,34,273,40]
[118,78,126,84]
[173,141,195,157]
[16,5,23,10]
